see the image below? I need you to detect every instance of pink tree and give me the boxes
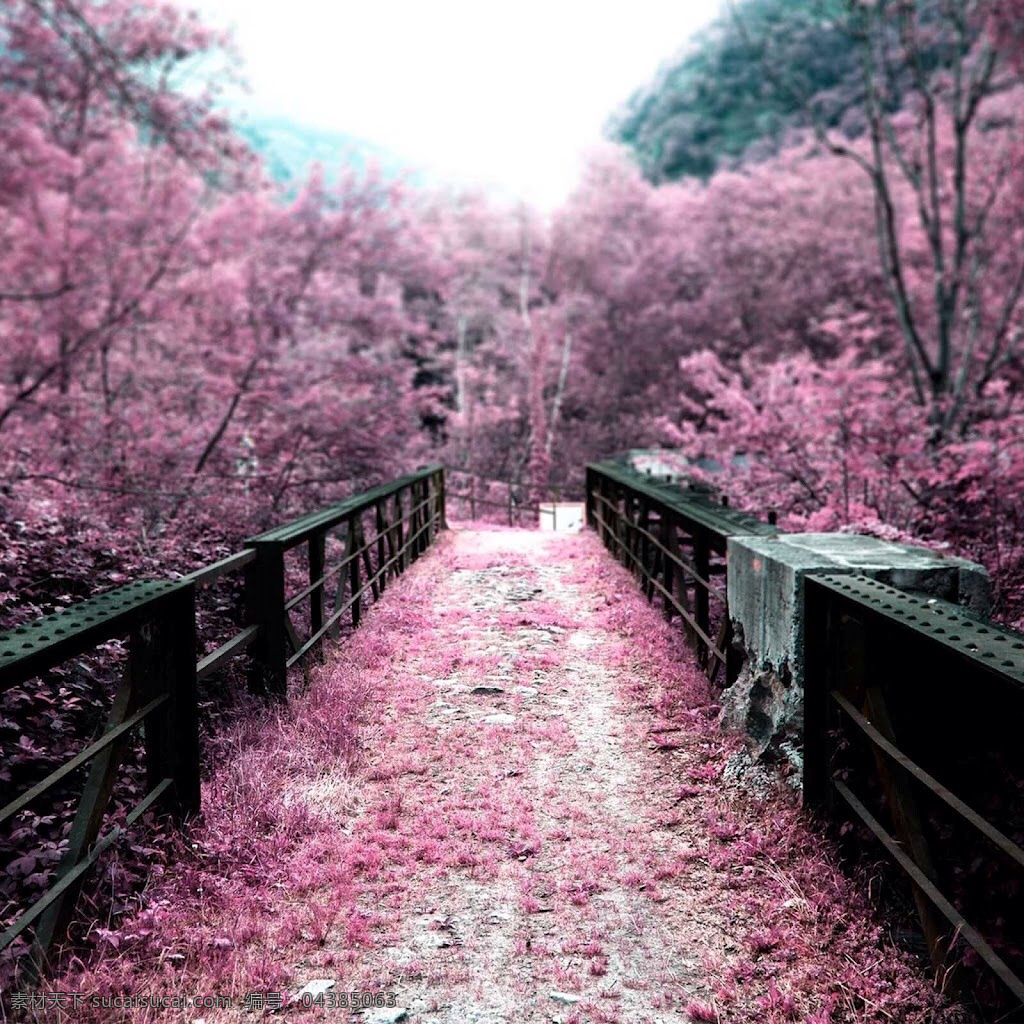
[0,0,247,508]
[990,0,1024,76]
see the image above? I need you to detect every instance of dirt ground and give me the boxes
[333,527,735,1022]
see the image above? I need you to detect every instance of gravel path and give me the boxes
[334,527,732,1023]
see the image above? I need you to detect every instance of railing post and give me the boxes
[348,514,362,628]
[425,475,436,548]
[410,480,422,562]
[376,501,387,593]
[619,492,628,559]
[606,484,618,552]
[393,491,405,573]
[661,513,675,621]
[244,541,288,697]
[639,499,652,601]
[629,496,643,581]
[672,517,696,647]
[329,523,349,640]
[694,529,710,671]
[417,477,426,550]
[380,500,397,584]
[358,515,378,603]
[309,530,325,637]
[436,468,448,530]
[600,478,613,548]
[419,477,430,554]
[610,487,618,561]
[802,578,834,809]
[617,491,629,565]
[585,467,596,529]
[138,584,200,817]
[421,477,431,552]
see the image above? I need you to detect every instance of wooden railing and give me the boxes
[585,458,776,682]
[0,465,446,972]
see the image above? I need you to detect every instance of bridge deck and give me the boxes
[51,527,957,1022]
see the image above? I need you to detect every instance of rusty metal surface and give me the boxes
[0,579,187,692]
[808,573,1024,687]
[587,459,777,541]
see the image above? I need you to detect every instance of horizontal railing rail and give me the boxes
[445,469,576,527]
[248,465,443,548]
[586,459,776,545]
[585,458,776,681]
[0,464,446,975]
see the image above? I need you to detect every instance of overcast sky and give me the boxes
[184,0,720,209]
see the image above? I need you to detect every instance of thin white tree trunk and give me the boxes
[545,330,572,459]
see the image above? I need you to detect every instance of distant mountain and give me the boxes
[234,114,416,185]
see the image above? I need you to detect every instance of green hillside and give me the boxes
[608,0,961,182]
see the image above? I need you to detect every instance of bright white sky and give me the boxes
[185,0,720,210]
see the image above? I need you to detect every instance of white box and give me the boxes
[538,502,585,532]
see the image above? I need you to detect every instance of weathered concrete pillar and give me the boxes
[723,532,990,775]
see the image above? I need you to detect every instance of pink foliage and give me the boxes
[684,999,719,1022]
[990,0,1024,77]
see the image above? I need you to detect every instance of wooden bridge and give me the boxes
[1,461,1023,1019]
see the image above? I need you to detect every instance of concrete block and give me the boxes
[722,532,990,763]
